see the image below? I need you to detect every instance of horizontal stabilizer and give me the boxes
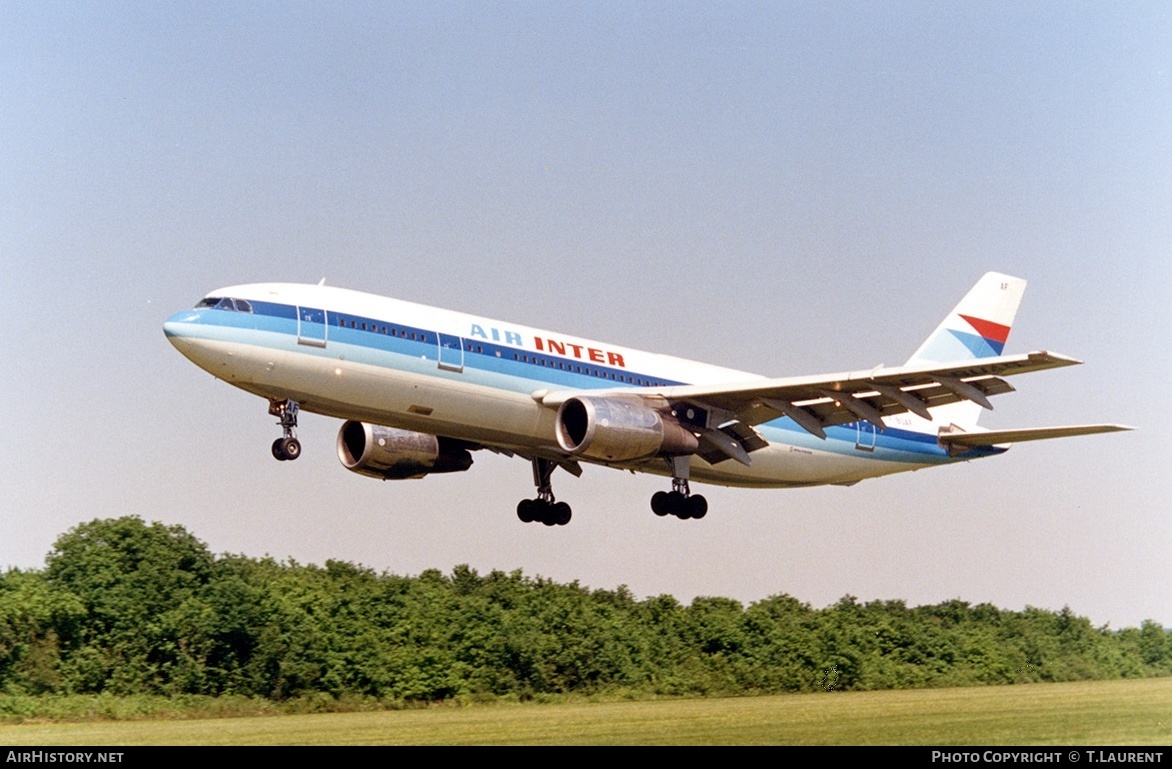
[940,424,1134,451]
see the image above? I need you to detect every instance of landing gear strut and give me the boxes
[651,456,707,519]
[517,457,571,526]
[269,399,302,461]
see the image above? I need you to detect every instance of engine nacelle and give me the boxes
[555,397,698,462]
[337,421,473,480]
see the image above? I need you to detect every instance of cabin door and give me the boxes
[437,333,464,372]
[297,307,328,348]
[855,421,876,452]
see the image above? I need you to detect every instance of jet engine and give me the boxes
[555,396,698,462]
[337,421,473,480]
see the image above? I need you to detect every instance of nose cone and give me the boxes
[163,309,205,356]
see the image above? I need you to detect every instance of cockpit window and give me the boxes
[196,297,254,312]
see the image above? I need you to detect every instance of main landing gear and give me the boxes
[651,457,707,520]
[269,399,302,461]
[517,457,571,526]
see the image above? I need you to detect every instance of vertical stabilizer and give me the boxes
[907,272,1026,365]
[907,272,1027,428]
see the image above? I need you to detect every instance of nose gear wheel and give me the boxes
[268,399,301,461]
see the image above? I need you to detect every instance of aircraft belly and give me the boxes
[683,438,934,489]
[215,336,551,447]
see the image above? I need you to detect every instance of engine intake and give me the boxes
[555,397,698,462]
[337,421,473,480]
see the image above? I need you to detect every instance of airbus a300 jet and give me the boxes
[163,272,1129,526]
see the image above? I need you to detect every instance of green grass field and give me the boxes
[1,678,1169,746]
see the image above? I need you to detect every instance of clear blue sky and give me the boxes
[2,1,1168,629]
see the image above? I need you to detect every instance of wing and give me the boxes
[540,350,1098,466]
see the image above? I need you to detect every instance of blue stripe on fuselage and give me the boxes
[174,301,678,389]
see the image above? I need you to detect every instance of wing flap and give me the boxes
[696,422,770,465]
[654,351,1077,414]
[788,377,1017,431]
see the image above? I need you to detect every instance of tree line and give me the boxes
[1,517,1168,702]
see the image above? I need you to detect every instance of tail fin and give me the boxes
[907,272,1027,428]
[908,272,1026,365]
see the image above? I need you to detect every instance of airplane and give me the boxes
[163,272,1131,526]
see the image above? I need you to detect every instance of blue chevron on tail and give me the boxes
[908,272,1026,366]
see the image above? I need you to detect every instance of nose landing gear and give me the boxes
[269,399,301,461]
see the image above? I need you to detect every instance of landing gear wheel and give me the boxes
[279,437,301,461]
[651,487,709,520]
[269,399,301,462]
[520,458,574,526]
[687,494,708,519]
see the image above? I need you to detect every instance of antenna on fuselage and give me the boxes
[318,277,326,286]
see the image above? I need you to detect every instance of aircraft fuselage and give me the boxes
[164,282,972,490]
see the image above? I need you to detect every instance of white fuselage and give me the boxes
[164,283,969,489]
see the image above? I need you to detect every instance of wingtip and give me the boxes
[1030,350,1084,366]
